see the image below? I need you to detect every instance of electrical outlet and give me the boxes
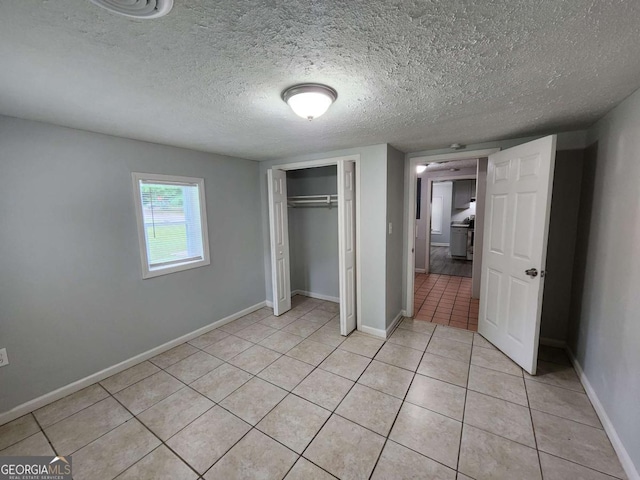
[0,348,8,367]
[388,222,393,234]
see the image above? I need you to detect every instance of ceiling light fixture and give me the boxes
[282,84,337,120]
[89,0,173,18]
[416,165,427,174]
[450,143,465,150]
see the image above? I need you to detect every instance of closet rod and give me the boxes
[287,194,338,207]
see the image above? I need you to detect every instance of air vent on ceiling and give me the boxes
[89,0,173,19]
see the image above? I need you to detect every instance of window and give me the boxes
[132,172,210,279]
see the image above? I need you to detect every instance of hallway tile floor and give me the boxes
[414,273,479,331]
[0,296,627,480]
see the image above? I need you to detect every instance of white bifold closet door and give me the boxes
[268,160,357,336]
[267,168,291,316]
[478,135,556,375]
[337,161,357,335]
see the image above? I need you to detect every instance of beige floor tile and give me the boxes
[389,402,462,469]
[203,335,254,361]
[115,445,197,480]
[458,424,541,480]
[398,318,437,335]
[259,330,305,353]
[241,307,274,323]
[525,360,585,392]
[339,333,385,358]
[532,410,625,478]
[34,384,109,428]
[45,397,131,455]
[137,387,213,440]
[307,324,347,347]
[472,333,497,350]
[204,429,297,480]
[72,419,160,480]
[0,432,54,456]
[100,361,160,394]
[259,314,298,329]
[220,377,287,425]
[417,352,469,387]
[228,344,282,374]
[526,379,601,428]
[293,369,354,411]
[150,343,199,369]
[457,474,474,480]
[471,346,522,376]
[426,336,472,363]
[319,349,371,381]
[235,323,279,343]
[375,343,422,373]
[165,351,223,384]
[468,365,528,406]
[305,415,385,480]
[387,328,431,351]
[0,414,40,450]
[167,406,250,474]
[114,371,184,415]
[258,355,314,391]
[463,390,535,447]
[283,319,324,337]
[219,316,259,334]
[285,457,336,480]
[406,374,466,420]
[190,363,252,402]
[539,452,621,480]
[257,394,331,453]
[301,309,336,323]
[434,325,474,345]
[358,360,414,399]
[316,301,340,314]
[336,384,402,436]
[188,328,230,349]
[286,339,335,366]
[371,440,456,480]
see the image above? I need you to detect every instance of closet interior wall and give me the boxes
[287,166,339,301]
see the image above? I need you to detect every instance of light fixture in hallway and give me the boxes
[89,0,173,18]
[416,165,427,174]
[282,84,337,120]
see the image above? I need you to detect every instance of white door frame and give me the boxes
[405,149,499,317]
[271,155,362,332]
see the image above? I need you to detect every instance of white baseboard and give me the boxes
[539,337,566,348]
[431,242,450,247]
[414,268,426,274]
[386,311,404,338]
[292,290,339,304]
[265,291,340,309]
[0,301,267,427]
[566,348,639,480]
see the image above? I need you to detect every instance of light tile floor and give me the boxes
[0,296,627,480]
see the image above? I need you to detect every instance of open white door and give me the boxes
[267,168,291,316]
[479,135,557,375]
[338,160,357,336]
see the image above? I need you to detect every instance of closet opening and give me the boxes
[268,156,359,337]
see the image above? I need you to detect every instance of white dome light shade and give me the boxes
[416,165,427,174]
[282,84,337,120]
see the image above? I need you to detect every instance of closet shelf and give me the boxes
[287,194,338,207]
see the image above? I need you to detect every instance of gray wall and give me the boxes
[539,150,584,341]
[430,181,453,245]
[260,144,389,332]
[568,88,640,475]
[287,167,339,299]
[385,146,405,327]
[0,116,265,413]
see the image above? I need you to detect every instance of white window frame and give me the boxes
[132,172,211,279]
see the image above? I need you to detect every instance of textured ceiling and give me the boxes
[1,1,640,161]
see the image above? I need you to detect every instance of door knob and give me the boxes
[525,268,538,278]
